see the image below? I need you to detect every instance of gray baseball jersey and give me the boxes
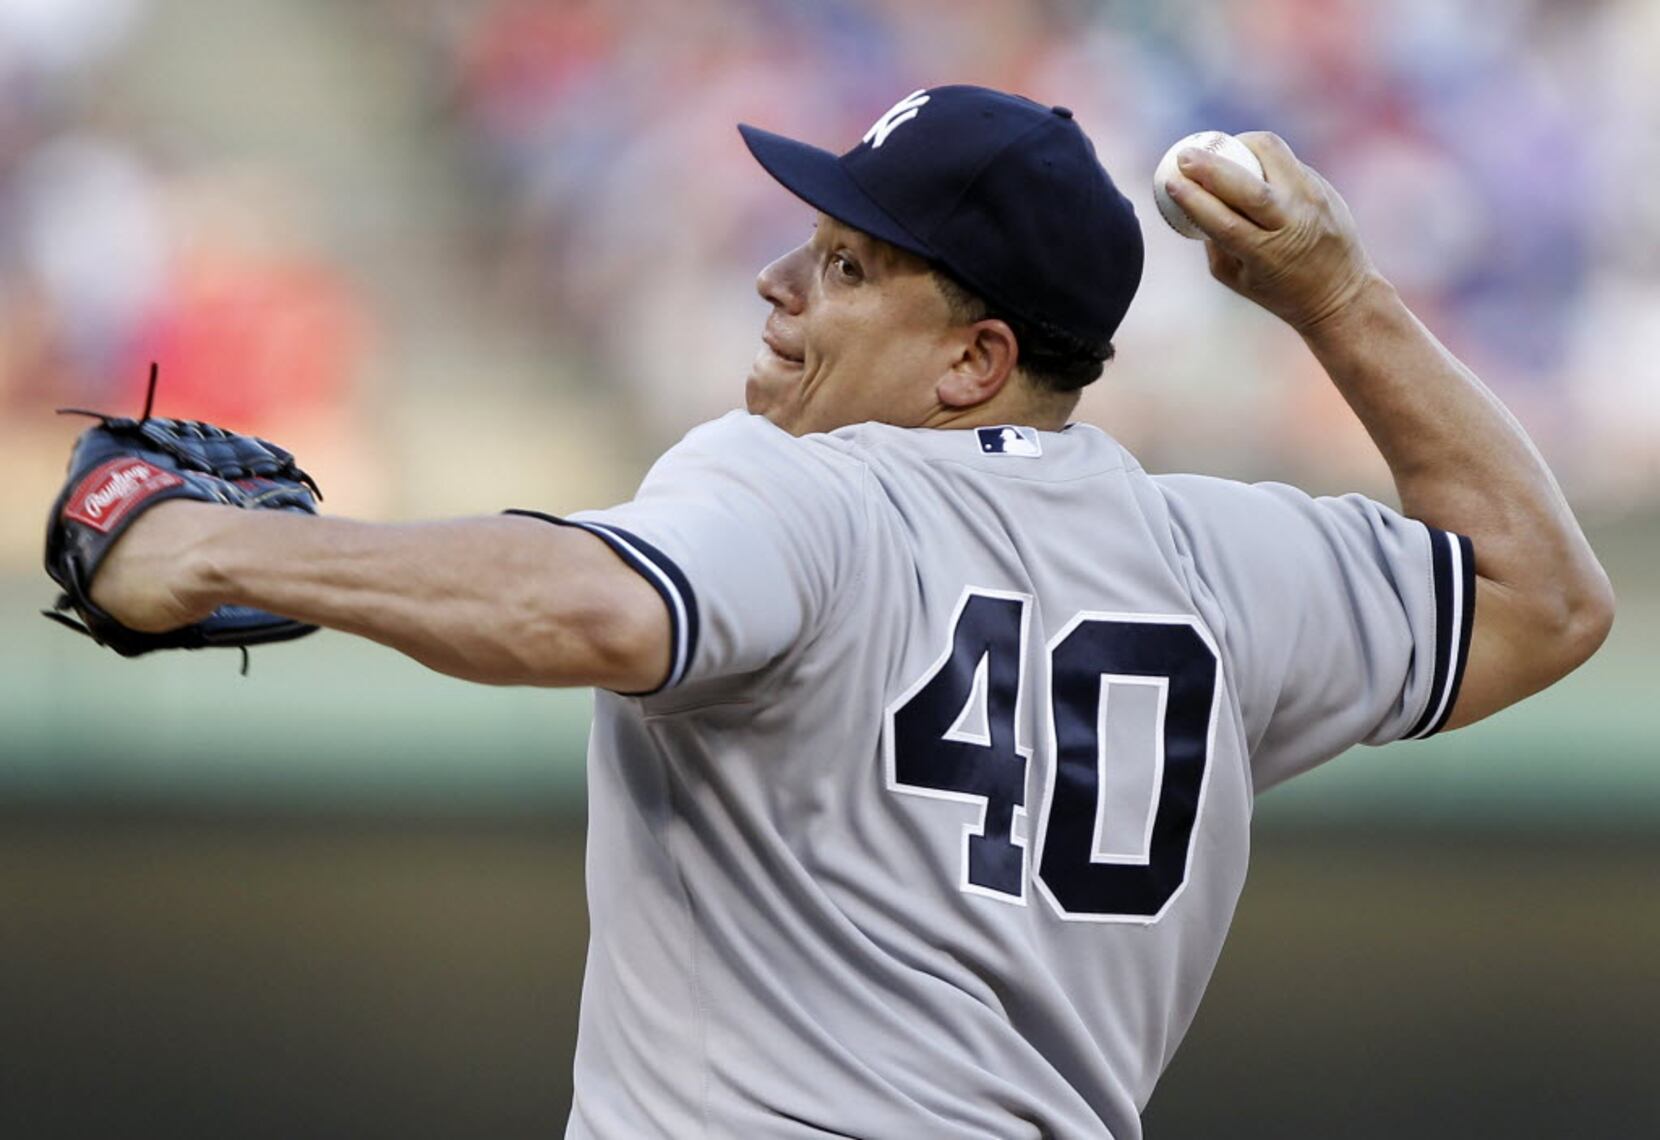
[537,410,1474,1139]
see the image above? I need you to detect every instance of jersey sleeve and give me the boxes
[511,412,869,695]
[1154,474,1476,792]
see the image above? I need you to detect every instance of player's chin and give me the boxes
[745,353,805,420]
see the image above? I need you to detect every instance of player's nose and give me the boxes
[755,243,807,314]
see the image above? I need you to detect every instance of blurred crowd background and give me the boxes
[4,0,1660,519]
[2,1,1656,1137]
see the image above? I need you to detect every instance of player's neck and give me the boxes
[921,383,1079,433]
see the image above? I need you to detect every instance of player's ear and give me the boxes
[936,318,1018,409]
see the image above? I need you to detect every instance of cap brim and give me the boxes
[738,124,934,260]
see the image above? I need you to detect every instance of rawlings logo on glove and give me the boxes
[63,459,186,531]
[43,363,323,667]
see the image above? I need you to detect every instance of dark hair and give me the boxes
[933,270,1114,393]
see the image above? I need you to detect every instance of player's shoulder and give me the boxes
[1153,471,1437,601]
[642,412,872,516]
[1155,471,1414,537]
[1153,471,1312,524]
[658,411,868,477]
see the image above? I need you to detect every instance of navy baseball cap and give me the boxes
[739,85,1144,354]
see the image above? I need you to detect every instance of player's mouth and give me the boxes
[760,329,805,369]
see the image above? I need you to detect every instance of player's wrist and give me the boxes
[170,500,246,615]
[1290,269,1398,344]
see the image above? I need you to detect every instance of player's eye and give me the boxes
[829,251,863,283]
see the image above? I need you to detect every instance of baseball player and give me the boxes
[60,86,1612,1137]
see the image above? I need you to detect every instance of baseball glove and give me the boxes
[43,364,323,664]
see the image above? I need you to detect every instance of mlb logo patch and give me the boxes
[976,425,1042,458]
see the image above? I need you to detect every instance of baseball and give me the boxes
[1153,131,1266,240]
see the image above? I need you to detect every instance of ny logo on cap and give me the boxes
[863,89,929,148]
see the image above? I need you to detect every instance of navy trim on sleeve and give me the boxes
[1404,528,1476,740]
[1431,533,1477,736]
[503,509,700,694]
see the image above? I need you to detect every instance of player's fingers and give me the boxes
[1236,130,1337,217]
[1162,173,1261,253]
[1236,131,1301,179]
[1175,146,1289,231]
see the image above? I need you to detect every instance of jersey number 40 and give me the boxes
[886,588,1220,924]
